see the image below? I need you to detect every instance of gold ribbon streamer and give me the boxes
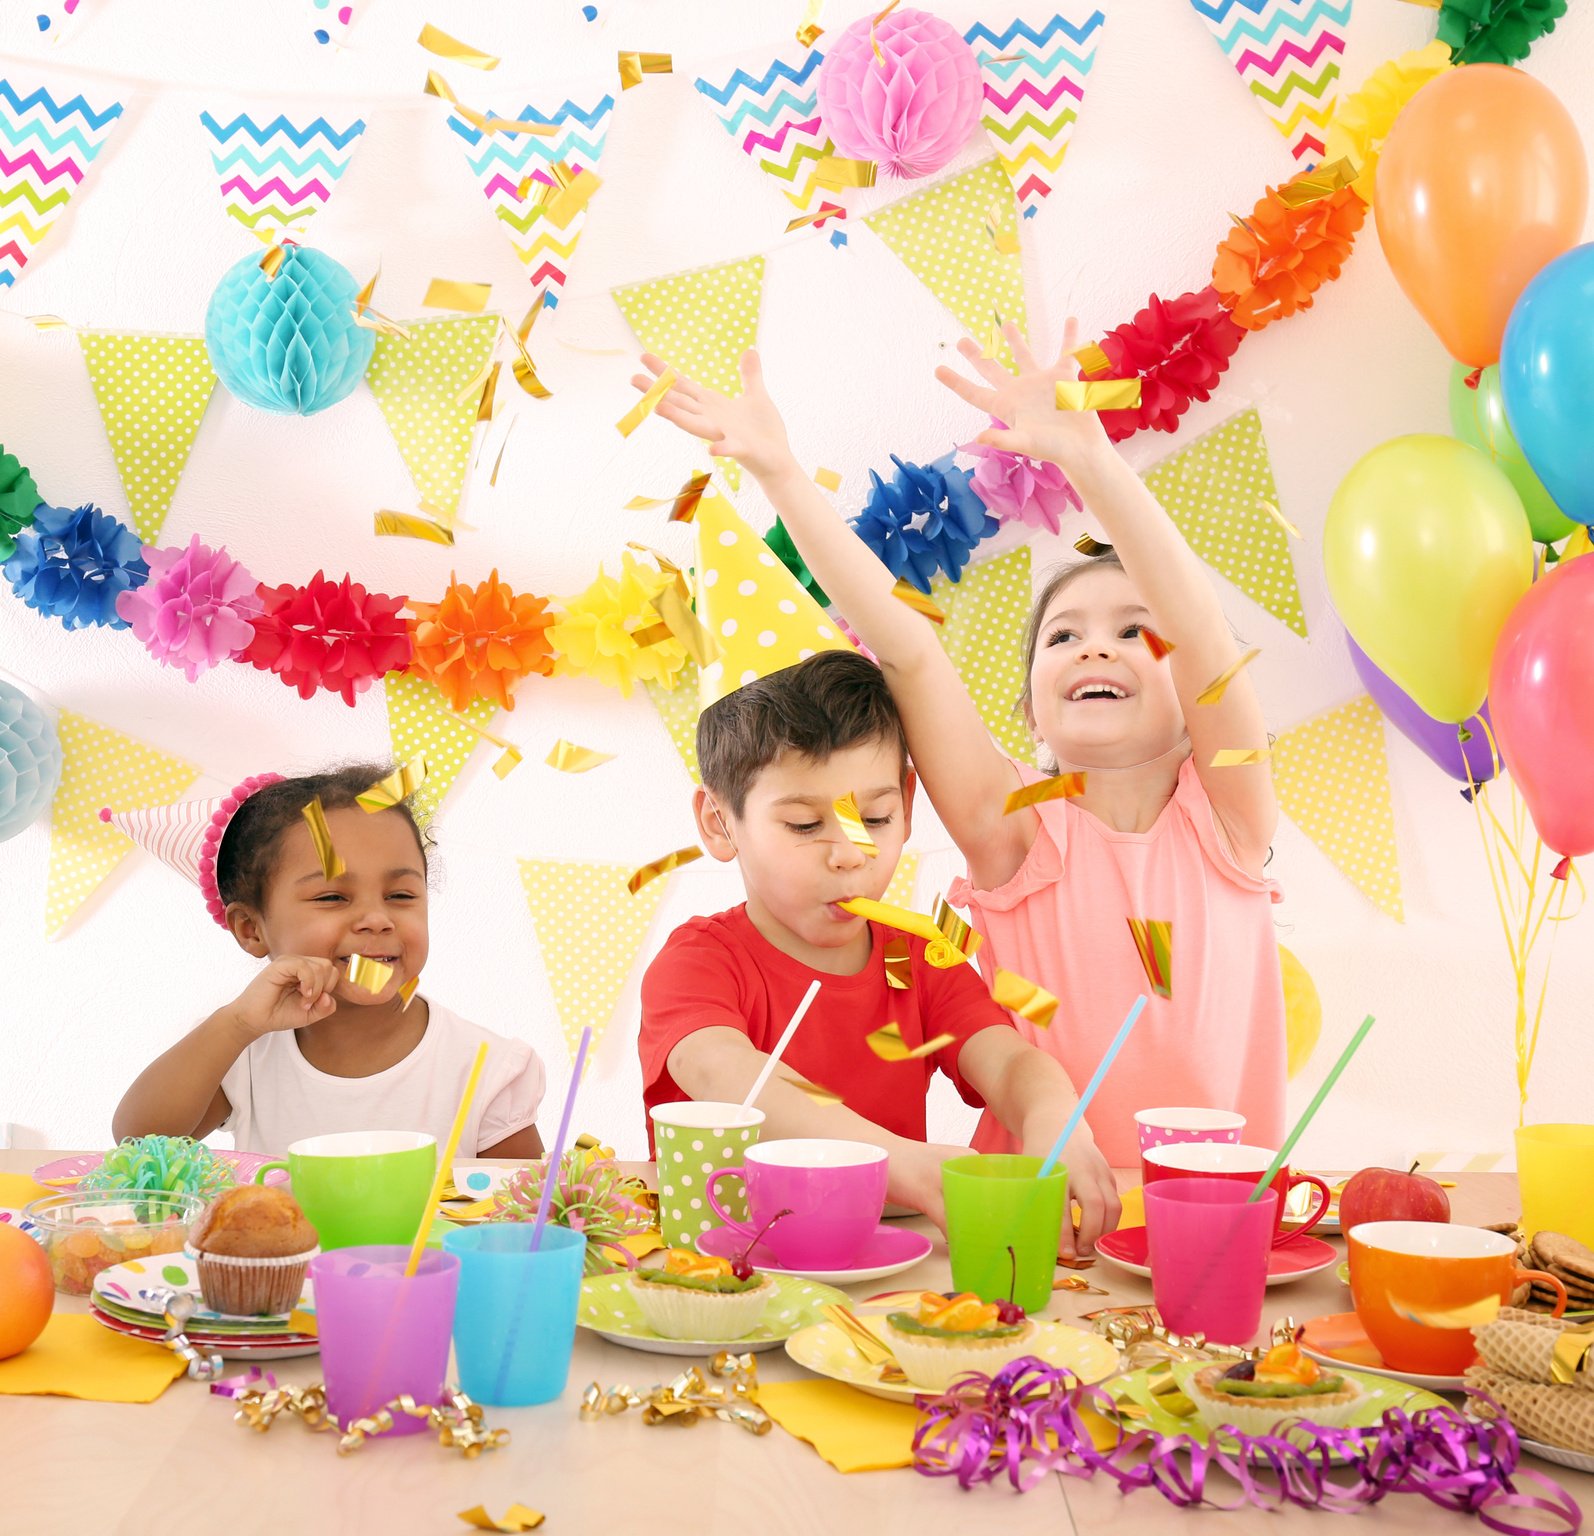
[1196,647,1262,705]
[655,582,717,667]
[832,793,880,858]
[618,51,673,90]
[374,510,455,545]
[545,739,616,774]
[418,23,500,69]
[1127,917,1173,999]
[1003,773,1086,815]
[457,1506,544,1533]
[425,278,492,313]
[796,0,826,46]
[224,1379,508,1457]
[1055,380,1142,412]
[1074,533,1112,557]
[618,367,678,438]
[1275,157,1355,208]
[866,1022,957,1062]
[346,955,395,994]
[840,895,980,969]
[399,976,421,1010]
[627,844,703,895]
[992,968,1059,1028]
[883,935,912,989]
[424,71,555,136]
[301,797,345,879]
[580,1351,768,1431]
[785,205,844,233]
[1209,747,1270,767]
[625,471,711,523]
[1070,341,1112,375]
[358,756,429,812]
[814,156,878,189]
[891,579,946,624]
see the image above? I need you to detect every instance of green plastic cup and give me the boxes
[649,1101,764,1250]
[254,1131,437,1251]
[942,1153,1068,1315]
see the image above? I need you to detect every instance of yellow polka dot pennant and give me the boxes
[518,858,670,1062]
[1272,694,1403,922]
[645,660,702,784]
[1279,944,1322,1079]
[863,159,1026,371]
[383,670,499,823]
[1141,408,1307,639]
[882,850,919,911]
[366,315,499,523]
[46,711,201,938]
[77,333,218,545]
[930,547,1036,766]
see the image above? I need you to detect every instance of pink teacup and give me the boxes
[1143,1142,1331,1247]
[705,1139,887,1271]
[1135,1106,1246,1158]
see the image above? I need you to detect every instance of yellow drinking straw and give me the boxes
[404,1041,488,1277]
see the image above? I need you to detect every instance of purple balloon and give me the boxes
[1348,634,1500,787]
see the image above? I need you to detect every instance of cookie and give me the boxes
[1532,1232,1594,1283]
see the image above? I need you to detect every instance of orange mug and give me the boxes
[1347,1220,1567,1376]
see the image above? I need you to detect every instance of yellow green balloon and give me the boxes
[1279,945,1321,1081]
[1449,364,1576,544]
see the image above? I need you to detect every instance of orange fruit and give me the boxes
[0,1225,53,1360]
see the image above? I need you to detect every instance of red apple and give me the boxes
[1338,1165,1451,1230]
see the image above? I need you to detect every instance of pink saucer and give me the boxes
[696,1221,933,1285]
[34,1150,288,1189]
[1096,1225,1339,1286]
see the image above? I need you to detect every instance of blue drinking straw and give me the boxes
[1037,994,1148,1178]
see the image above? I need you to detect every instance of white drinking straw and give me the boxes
[741,980,822,1109]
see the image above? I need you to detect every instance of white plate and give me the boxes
[694,1221,936,1287]
[0,1207,43,1243]
[89,1307,320,1360]
[578,1270,847,1356]
[93,1251,314,1327]
[450,1161,515,1201]
[1517,1438,1594,1475]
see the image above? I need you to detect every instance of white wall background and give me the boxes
[2,0,1590,1167]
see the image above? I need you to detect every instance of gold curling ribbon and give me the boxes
[1073,532,1112,557]
[223,1379,507,1457]
[814,466,843,492]
[581,1351,768,1432]
[425,278,492,313]
[1071,341,1112,375]
[259,243,287,281]
[891,579,946,624]
[627,844,703,895]
[870,0,901,64]
[785,205,844,233]
[618,51,673,90]
[399,976,421,1010]
[424,71,554,136]
[346,955,395,994]
[501,306,552,401]
[1196,647,1262,705]
[418,23,500,69]
[1209,747,1270,767]
[546,739,616,774]
[476,361,501,423]
[1258,498,1303,539]
[1003,773,1086,815]
[832,792,880,858]
[457,1506,544,1533]
[358,755,429,812]
[1551,1329,1594,1386]
[374,510,455,545]
[1141,628,1176,661]
[1127,918,1173,999]
[351,268,412,340]
[301,797,345,879]
[783,1073,843,1106]
[992,967,1059,1028]
[490,424,515,485]
[1055,379,1141,412]
[883,935,912,989]
[814,156,877,189]
[865,1021,957,1062]
[1275,157,1355,208]
[618,367,678,437]
[625,471,711,523]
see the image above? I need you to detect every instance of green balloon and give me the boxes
[1449,363,1577,544]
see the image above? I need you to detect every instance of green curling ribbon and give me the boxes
[765,517,831,610]
[1438,0,1568,65]
[0,446,40,564]
[81,1136,237,1201]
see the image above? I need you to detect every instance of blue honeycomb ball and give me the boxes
[204,244,375,415]
[0,679,61,845]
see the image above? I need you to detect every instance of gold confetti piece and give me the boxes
[833,792,880,859]
[346,954,395,994]
[1128,918,1172,1000]
[796,0,826,46]
[476,360,501,423]
[1209,747,1271,767]
[374,509,455,545]
[931,897,981,960]
[1055,379,1142,412]
[1394,1294,1501,1330]
[546,739,616,774]
[992,967,1059,1028]
[627,845,703,895]
[358,756,429,812]
[782,1073,843,1106]
[890,578,946,624]
[1275,157,1355,209]
[517,295,545,345]
[509,354,549,399]
[1141,627,1176,661]
[301,796,345,880]
[424,278,492,313]
[457,1504,544,1533]
[815,156,878,189]
[1196,647,1261,706]
[259,243,287,281]
[547,168,602,227]
[490,423,515,485]
[814,466,842,492]
[618,366,677,437]
[866,1021,956,1063]
[1551,1331,1594,1386]
[625,470,711,523]
[1074,532,1112,557]
[632,621,673,648]
[424,71,555,136]
[618,50,673,89]
[1003,773,1086,814]
[985,200,1020,255]
[492,744,523,779]
[1258,497,1303,539]
[785,205,845,233]
[399,976,421,1010]
[656,582,717,667]
[883,935,912,990]
[418,23,500,70]
[1070,341,1112,375]
[28,314,67,330]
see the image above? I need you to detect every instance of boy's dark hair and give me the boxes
[216,764,427,910]
[697,650,909,817]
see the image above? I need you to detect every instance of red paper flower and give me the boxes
[407,569,555,711]
[244,570,411,707]
[1090,288,1245,441]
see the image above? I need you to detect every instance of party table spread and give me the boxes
[1,1154,1586,1536]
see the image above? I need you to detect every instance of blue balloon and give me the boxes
[204,245,374,416]
[0,678,62,844]
[1501,243,1594,526]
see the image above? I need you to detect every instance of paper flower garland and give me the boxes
[204,244,375,416]
[3,502,148,630]
[766,517,831,609]
[0,446,39,563]
[547,553,687,697]
[115,534,262,682]
[853,451,997,593]
[1439,0,1567,63]
[244,570,410,706]
[81,1136,236,1200]
[407,570,555,711]
[961,422,1082,535]
[0,677,61,845]
[1322,42,1454,204]
[489,1150,655,1274]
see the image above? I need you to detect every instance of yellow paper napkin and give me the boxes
[1116,1185,1144,1230]
[757,1379,921,1471]
[0,1313,186,1402]
[0,1171,54,1208]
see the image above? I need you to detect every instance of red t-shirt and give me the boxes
[639,905,1014,1147]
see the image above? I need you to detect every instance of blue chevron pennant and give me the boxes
[0,77,123,289]
[198,112,366,242]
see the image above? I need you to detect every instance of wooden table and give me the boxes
[3,1156,1586,1535]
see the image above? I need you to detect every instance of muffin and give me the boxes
[629,1249,775,1340]
[1190,1341,1365,1436]
[884,1291,1035,1391]
[187,1185,318,1316]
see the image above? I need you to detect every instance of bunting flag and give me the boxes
[646,661,702,784]
[445,96,614,310]
[930,547,1036,765]
[613,256,766,490]
[366,315,499,525]
[1185,0,1350,163]
[883,851,920,912]
[1141,408,1306,638]
[695,46,842,225]
[45,710,200,938]
[1278,944,1321,1079]
[0,77,124,290]
[864,160,1026,371]
[77,334,217,545]
[518,858,670,1061]
[964,9,1107,217]
[197,112,366,243]
[383,670,500,821]
[1272,694,1403,922]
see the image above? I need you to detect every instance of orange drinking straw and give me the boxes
[404,1041,487,1276]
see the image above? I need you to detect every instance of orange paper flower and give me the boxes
[1212,174,1367,332]
[407,570,555,711]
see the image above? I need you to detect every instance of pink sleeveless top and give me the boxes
[948,756,1286,1168]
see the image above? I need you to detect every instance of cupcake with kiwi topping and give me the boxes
[884,1291,1035,1391]
[1189,1340,1365,1435]
[629,1248,775,1340]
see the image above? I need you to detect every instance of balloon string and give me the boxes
[1521,870,1570,1117]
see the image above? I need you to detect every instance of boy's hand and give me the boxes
[885,1141,968,1234]
[630,350,799,483]
[1031,1129,1120,1260]
[228,957,340,1038]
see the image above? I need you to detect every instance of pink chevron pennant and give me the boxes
[198,112,366,243]
[965,9,1106,218]
[1186,0,1350,163]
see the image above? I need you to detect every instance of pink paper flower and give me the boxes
[961,423,1082,535]
[115,534,262,681]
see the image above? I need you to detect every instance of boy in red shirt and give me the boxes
[639,648,1119,1252]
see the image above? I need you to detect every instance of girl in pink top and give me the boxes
[631,319,1285,1249]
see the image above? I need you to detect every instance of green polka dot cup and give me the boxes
[649,1101,764,1251]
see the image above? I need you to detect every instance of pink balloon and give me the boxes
[1488,555,1594,857]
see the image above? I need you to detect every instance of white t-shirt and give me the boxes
[220,1001,545,1155]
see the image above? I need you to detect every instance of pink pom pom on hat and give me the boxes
[99,773,283,926]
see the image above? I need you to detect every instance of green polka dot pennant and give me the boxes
[931,546,1036,766]
[645,660,702,785]
[383,670,500,823]
[77,333,218,545]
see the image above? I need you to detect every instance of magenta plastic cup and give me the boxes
[1144,1178,1278,1345]
[308,1246,459,1435]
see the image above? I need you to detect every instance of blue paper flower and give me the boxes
[0,677,61,845]
[851,451,997,593]
[4,502,148,630]
[204,244,375,415]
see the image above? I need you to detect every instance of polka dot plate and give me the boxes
[92,1251,315,1330]
[579,1270,849,1356]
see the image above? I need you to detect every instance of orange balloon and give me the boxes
[1375,65,1587,367]
[0,1224,52,1359]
